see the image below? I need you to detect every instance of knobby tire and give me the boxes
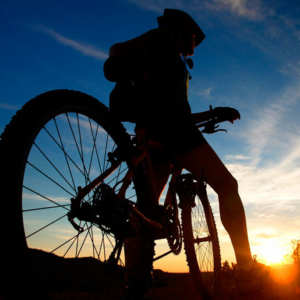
[181,193,221,299]
[0,90,154,300]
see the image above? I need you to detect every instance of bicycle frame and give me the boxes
[67,125,182,235]
[0,90,221,300]
[67,104,227,234]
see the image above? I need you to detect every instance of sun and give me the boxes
[260,240,286,265]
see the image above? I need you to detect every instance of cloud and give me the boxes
[239,83,300,164]
[206,0,272,21]
[127,0,271,22]
[194,87,214,98]
[0,102,20,110]
[23,192,70,203]
[225,154,251,160]
[126,0,178,13]
[65,115,107,134]
[217,81,300,214]
[35,25,108,60]
[255,233,280,239]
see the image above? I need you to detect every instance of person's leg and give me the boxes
[148,148,173,202]
[125,150,172,281]
[173,143,252,267]
[151,159,173,201]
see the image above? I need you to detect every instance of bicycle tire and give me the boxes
[0,89,154,300]
[181,191,221,299]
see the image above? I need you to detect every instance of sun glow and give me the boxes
[260,240,286,265]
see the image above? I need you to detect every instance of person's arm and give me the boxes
[191,110,212,124]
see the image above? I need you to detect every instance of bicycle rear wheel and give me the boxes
[0,90,154,300]
[181,188,221,299]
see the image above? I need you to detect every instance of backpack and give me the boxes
[104,56,145,123]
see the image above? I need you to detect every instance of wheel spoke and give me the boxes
[23,204,70,212]
[182,193,220,295]
[77,113,88,181]
[103,133,109,172]
[33,142,76,193]
[26,161,75,197]
[54,116,77,191]
[43,125,90,182]
[26,213,68,239]
[23,185,70,211]
[10,95,153,299]
[88,118,102,174]
[107,165,128,185]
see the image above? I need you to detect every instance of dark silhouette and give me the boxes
[104,8,270,296]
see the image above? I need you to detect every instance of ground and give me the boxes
[1,264,299,299]
[147,264,300,299]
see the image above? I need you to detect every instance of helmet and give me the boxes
[157,9,205,47]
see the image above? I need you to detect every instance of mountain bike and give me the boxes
[0,90,223,300]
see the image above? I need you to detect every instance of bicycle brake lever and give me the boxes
[201,124,227,134]
[214,128,227,133]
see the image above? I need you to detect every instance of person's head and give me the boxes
[157,9,205,56]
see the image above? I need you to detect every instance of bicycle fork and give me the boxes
[175,173,217,243]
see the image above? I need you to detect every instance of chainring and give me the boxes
[165,207,182,255]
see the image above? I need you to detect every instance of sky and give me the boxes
[1,0,300,272]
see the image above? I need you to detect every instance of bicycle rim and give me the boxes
[0,90,153,300]
[181,194,221,299]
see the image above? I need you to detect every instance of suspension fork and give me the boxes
[165,165,183,227]
[175,173,217,242]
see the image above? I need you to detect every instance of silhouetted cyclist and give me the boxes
[104,8,270,295]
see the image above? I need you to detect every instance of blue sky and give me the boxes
[1,0,300,270]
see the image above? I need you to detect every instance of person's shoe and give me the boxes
[235,255,271,296]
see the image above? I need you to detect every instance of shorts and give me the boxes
[146,118,207,155]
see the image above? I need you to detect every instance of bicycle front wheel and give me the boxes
[0,90,154,300]
[181,191,221,299]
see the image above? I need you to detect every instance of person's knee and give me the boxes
[213,172,238,197]
[228,175,238,193]
[216,175,242,212]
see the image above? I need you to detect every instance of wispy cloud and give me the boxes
[225,154,251,160]
[241,83,300,163]
[0,102,20,110]
[194,87,214,98]
[126,0,176,13]
[23,192,70,203]
[127,0,271,21]
[35,25,108,60]
[205,0,273,21]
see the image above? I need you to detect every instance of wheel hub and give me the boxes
[91,183,135,239]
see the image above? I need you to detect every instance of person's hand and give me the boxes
[213,107,241,123]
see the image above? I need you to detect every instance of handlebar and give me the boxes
[196,106,228,134]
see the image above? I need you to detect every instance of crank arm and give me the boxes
[130,206,163,231]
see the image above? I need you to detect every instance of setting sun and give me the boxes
[260,240,286,265]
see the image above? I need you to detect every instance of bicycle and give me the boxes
[0,90,225,300]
